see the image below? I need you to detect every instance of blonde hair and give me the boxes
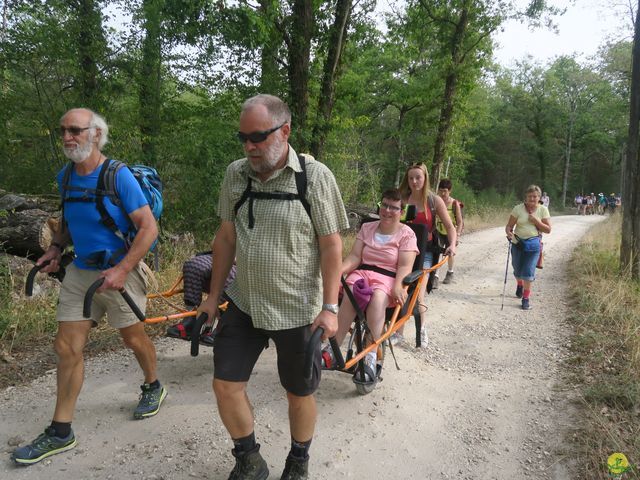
[525,185,542,197]
[399,163,430,205]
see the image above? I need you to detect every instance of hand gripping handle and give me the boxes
[83,278,145,321]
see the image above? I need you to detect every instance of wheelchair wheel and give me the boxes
[353,328,386,396]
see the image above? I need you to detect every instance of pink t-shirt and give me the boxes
[358,221,419,272]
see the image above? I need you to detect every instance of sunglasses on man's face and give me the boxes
[237,123,285,144]
[59,126,92,136]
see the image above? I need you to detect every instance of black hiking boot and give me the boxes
[228,444,269,480]
[280,454,309,480]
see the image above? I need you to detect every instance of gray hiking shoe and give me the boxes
[443,271,454,284]
[229,445,269,480]
[11,426,77,465]
[134,383,167,419]
[280,454,309,480]
[432,275,439,289]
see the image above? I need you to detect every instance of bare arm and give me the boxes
[505,215,517,240]
[37,223,72,274]
[391,250,417,305]
[100,205,157,291]
[529,215,552,234]
[198,220,237,320]
[340,239,364,276]
[435,195,457,256]
[312,232,344,339]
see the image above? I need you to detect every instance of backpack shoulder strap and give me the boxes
[427,192,437,232]
[96,158,127,240]
[295,154,311,220]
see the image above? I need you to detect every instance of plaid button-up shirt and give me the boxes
[218,146,348,330]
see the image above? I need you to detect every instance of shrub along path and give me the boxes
[0,214,604,478]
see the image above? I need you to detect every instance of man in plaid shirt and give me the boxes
[199,94,348,480]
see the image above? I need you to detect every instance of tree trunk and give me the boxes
[0,199,60,258]
[430,5,468,190]
[309,0,352,160]
[561,115,574,208]
[620,0,640,279]
[76,0,106,110]
[259,0,282,94]
[139,0,164,166]
[287,0,313,151]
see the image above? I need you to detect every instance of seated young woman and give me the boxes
[331,188,418,379]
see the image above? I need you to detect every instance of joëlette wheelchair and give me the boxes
[305,210,449,395]
[24,251,220,358]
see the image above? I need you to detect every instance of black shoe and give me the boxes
[521,298,531,310]
[515,285,523,298]
[199,326,216,347]
[280,454,309,480]
[228,444,269,480]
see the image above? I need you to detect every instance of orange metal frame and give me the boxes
[340,255,449,372]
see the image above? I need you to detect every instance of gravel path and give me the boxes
[0,214,604,479]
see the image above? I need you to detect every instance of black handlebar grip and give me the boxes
[190,313,208,357]
[329,336,345,369]
[304,327,324,381]
[83,278,105,318]
[25,260,51,297]
[118,289,145,322]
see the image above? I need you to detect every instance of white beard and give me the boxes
[63,133,94,164]
[248,137,286,174]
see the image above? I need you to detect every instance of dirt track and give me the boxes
[0,214,605,479]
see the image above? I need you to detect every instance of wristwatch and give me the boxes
[321,303,339,315]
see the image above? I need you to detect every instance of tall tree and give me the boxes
[310,0,353,160]
[621,0,640,279]
[139,0,164,166]
[285,0,314,149]
[74,0,107,110]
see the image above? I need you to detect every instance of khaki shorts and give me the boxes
[56,263,149,329]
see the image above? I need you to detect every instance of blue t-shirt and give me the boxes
[57,161,148,269]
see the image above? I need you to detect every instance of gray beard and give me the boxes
[63,136,93,164]
[249,139,286,174]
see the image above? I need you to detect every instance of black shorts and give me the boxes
[213,301,321,396]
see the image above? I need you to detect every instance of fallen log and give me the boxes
[0,193,61,258]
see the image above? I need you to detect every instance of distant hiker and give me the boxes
[541,192,550,209]
[435,178,464,285]
[197,94,348,479]
[12,108,165,466]
[395,163,456,347]
[505,185,552,311]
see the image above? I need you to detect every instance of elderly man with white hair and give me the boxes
[11,108,165,466]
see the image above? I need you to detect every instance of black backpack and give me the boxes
[233,153,311,229]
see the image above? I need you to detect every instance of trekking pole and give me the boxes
[501,240,511,311]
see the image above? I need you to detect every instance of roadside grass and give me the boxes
[566,213,640,479]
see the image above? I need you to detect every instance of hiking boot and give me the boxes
[432,275,439,290]
[134,383,167,419]
[228,444,269,480]
[11,426,77,465]
[515,285,523,298]
[199,326,216,347]
[443,271,454,284]
[521,298,531,310]
[166,317,195,340]
[280,453,309,480]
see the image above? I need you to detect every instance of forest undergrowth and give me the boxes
[566,213,640,479]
